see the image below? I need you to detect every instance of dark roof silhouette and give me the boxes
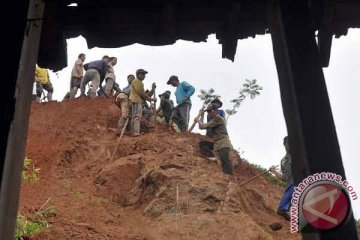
[38,0,360,71]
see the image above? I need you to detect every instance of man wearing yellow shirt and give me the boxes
[129,69,156,136]
[35,64,53,103]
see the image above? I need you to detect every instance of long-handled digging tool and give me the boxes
[238,164,279,187]
[111,117,129,160]
[153,89,157,131]
[188,103,206,133]
[218,164,279,213]
[41,87,47,102]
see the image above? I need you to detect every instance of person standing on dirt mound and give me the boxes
[69,53,86,99]
[269,136,294,221]
[196,103,234,176]
[34,64,54,103]
[104,57,119,96]
[167,75,195,132]
[129,69,156,137]
[156,91,173,126]
[115,74,135,135]
[80,55,110,99]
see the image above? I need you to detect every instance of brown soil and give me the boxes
[19,97,300,240]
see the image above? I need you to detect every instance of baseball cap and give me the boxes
[167,75,178,85]
[136,69,148,74]
[205,103,219,112]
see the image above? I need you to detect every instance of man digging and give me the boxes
[196,103,234,176]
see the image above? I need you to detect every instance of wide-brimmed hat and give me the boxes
[205,103,219,112]
[211,98,223,108]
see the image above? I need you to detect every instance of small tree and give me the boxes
[197,79,263,121]
[225,79,262,120]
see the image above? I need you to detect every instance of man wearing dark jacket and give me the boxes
[80,55,110,99]
[156,91,173,125]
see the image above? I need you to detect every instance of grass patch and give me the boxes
[74,191,84,199]
[22,157,40,184]
[15,214,48,240]
[16,158,50,239]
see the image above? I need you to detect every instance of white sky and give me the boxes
[47,29,360,218]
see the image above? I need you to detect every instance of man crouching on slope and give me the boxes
[196,103,234,176]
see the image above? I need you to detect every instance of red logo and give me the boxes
[301,183,349,229]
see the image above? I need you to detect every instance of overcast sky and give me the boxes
[46,29,360,218]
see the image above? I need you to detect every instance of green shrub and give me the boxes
[22,157,40,183]
[356,218,360,238]
[14,214,48,239]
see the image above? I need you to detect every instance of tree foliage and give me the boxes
[225,79,263,120]
[198,88,221,105]
[197,79,263,121]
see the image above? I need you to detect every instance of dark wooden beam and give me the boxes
[0,1,29,185]
[0,0,45,238]
[269,0,357,238]
[220,1,242,61]
[162,1,176,39]
[318,0,335,67]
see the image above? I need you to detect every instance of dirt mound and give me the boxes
[19,97,300,240]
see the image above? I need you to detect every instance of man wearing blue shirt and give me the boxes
[167,75,195,132]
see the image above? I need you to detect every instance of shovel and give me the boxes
[238,164,279,187]
[111,117,129,160]
[188,103,206,132]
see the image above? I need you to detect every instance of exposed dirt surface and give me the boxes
[19,97,300,240]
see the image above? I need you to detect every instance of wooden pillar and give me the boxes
[0,0,45,238]
[269,0,357,238]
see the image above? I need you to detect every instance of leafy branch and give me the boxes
[198,88,221,105]
[225,79,263,120]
